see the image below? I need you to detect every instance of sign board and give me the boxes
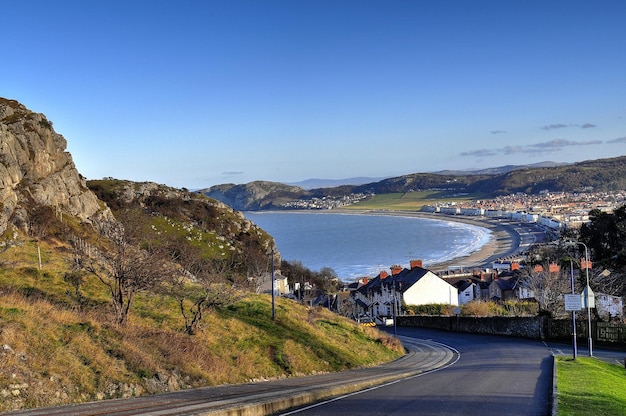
[582,285,595,309]
[564,294,582,311]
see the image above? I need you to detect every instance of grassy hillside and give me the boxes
[344,191,474,211]
[0,238,403,412]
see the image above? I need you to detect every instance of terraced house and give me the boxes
[352,261,458,323]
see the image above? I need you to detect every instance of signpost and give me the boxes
[582,285,595,309]
[564,294,582,311]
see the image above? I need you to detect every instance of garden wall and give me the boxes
[397,315,626,347]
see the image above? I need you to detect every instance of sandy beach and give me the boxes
[338,209,528,272]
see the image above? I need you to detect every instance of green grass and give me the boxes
[345,191,475,211]
[556,356,626,415]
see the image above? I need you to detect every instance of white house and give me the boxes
[352,262,459,320]
[258,272,290,296]
[595,293,623,319]
[455,280,476,305]
[402,268,459,306]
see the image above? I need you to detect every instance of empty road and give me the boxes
[277,327,553,416]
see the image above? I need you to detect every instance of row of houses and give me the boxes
[420,205,564,230]
[259,260,623,324]
[350,260,458,321]
[341,261,623,324]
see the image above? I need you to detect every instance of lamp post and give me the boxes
[271,247,275,320]
[580,242,593,357]
[566,241,593,356]
[569,258,578,360]
[392,281,397,338]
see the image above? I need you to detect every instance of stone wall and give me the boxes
[398,315,626,347]
[397,315,550,340]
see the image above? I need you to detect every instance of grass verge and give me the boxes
[556,356,626,415]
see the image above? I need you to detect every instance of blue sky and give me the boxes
[2,1,625,189]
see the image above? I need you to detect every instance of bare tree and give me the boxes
[166,237,240,335]
[241,241,272,293]
[520,265,569,316]
[74,222,165,325]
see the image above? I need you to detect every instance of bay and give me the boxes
[244,211,491,280]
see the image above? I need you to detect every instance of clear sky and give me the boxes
[2,1,625,189]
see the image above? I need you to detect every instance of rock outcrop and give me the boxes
[0,98,111,235]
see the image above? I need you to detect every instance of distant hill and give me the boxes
[434,161,568,176]
[199,181,311,211]
[202,157,626,211]
[286,177,389,189]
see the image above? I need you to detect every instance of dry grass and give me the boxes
[0,239,404,411]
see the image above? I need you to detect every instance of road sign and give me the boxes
[582,285,595,309]
[564,294,582,311]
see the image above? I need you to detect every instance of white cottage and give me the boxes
[352,262,459,320]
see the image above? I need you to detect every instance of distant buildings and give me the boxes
[421,190,626,229]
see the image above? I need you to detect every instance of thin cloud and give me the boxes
[490,130,506,135]
[461,138,602,157]
[222,171,244,175]
[541,123,569,130]
[606,137,626,144]
[541,122,596,130]
[460,149,498,157]
[528,138,602,149]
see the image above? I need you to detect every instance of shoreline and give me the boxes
[323,209,528,272]
[251,208,539,275]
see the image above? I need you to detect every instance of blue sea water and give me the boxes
[244,211,491,280]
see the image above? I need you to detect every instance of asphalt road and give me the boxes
[276,327,554,416]
[10,327,621,416]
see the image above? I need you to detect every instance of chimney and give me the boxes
[410,259,423,269]
[391,265,403,276]
[380,271,389,279]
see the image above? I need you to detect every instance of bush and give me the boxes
[461,300,539,317]
[403,303,454,316]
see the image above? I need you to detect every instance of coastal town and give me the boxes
[280,190,626,229]
[264,188,626,330]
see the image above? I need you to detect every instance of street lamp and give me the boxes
[271,247,275,320]
[569,257,578,360]
[392,281,397,338]
[566,241,593,357]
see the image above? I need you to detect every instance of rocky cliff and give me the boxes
[0,98,111,235]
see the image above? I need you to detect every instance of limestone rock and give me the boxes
[0,98,112,235]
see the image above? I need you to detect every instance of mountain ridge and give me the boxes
[202,157,626,211]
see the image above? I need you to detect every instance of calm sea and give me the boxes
[244,211,491,280]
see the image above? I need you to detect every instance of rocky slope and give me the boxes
[0,98,112,235]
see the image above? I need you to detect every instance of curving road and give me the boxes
[277,327,553,416]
